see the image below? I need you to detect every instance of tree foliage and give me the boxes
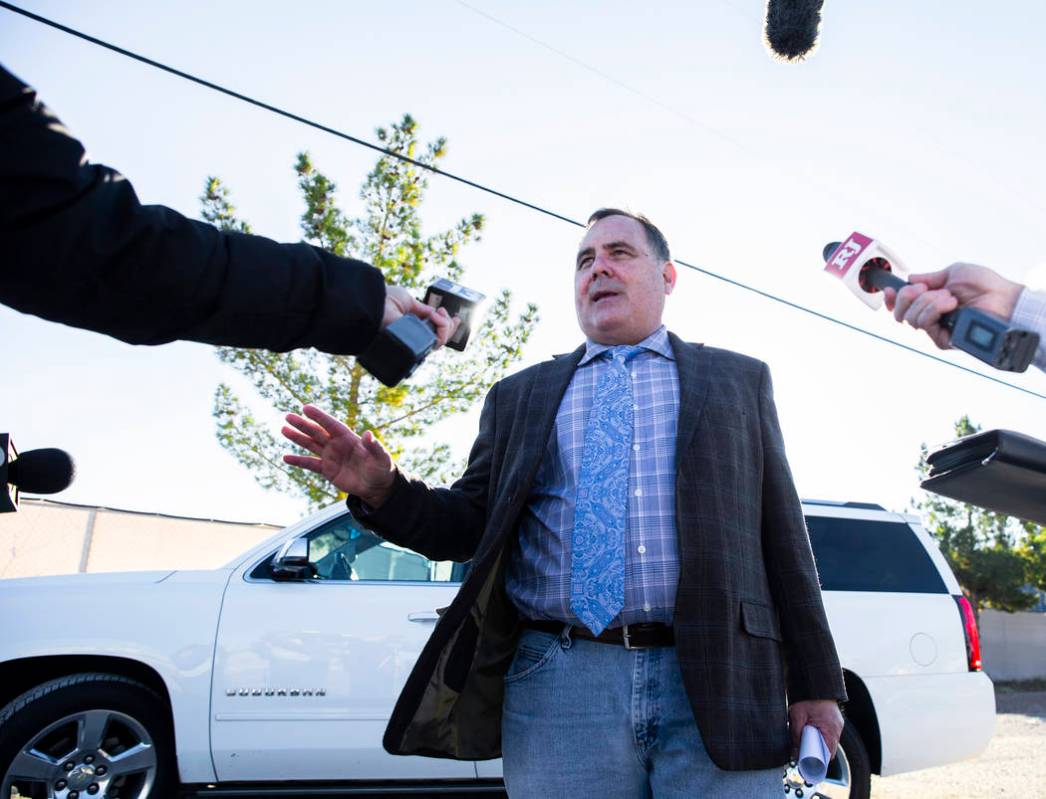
[914,415,1043,614]
[1018,524,1046,595]
[200,115,539,509]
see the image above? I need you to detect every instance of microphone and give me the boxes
[764,0,825,61]
[357,279,486,386]
[822,233,1041,372]
[1,433,76,513]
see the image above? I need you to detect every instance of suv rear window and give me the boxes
[805,516,948,593]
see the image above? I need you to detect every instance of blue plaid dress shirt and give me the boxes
[506,325,682,627]
[1012,288,1046,373]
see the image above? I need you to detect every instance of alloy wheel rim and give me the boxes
[3,707,157,799]
[783,743,852,798]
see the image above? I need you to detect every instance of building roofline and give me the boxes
[19,497,282,529]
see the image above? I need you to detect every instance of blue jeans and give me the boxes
[501,628,783,798]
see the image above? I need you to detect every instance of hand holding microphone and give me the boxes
[823,234,1040,372]
[360,279,486,387]
[383,286,458,345]
[881,263,1024,350]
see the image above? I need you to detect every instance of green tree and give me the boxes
[201,114,538,509]
[914,415,1038,616]
[1018,524,1046,595]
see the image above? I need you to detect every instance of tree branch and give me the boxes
[246,350,312,407]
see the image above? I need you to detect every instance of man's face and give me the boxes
[574,215,677,345]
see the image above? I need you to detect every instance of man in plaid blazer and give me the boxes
[283,209,846,796]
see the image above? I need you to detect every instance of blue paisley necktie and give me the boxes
[571,345,643,635]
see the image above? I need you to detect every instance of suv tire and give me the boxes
[0,672,177,799]
[837,720,871,799]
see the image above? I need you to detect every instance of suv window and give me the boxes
[254,513,466,583]
[805,516,947,594]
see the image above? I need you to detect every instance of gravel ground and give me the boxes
[871,690,1046,798]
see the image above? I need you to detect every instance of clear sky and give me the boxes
[1,0,1045,526]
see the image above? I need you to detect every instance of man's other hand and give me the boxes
[383,285,460,348]
[282,404,396,508]
[789,699,844,759]
[882,263,1024,350]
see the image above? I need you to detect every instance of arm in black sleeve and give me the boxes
[0,64,386,354]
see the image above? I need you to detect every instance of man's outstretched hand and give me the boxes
[789,699,844,759]
[282,404,396,508]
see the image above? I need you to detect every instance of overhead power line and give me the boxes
[2,0,1044,402]
[452,0,955,261]
[466,1,1046,227]
[0,2,579,229]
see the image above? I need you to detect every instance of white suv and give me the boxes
[0,500,995,798]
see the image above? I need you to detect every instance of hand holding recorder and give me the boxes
[823,234,1040,372]
[880,263,1024,349]
[360,279,485,386]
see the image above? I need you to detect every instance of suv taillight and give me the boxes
[954,595,982,671]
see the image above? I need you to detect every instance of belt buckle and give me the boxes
[622,624,639,650]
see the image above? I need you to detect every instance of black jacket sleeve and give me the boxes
[0,64,386,354]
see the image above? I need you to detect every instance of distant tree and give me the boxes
[914,415,1038,617]
[200,114,538,509]
[1019,524,1046,595]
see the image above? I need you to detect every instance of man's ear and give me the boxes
[663,261,678,295]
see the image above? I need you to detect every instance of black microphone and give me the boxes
[1,433,75,513]
[764,0,825,61]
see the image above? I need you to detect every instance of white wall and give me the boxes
[980,609,1046,682]
[0,498,280,578]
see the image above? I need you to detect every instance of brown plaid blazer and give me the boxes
[349,333,847,771]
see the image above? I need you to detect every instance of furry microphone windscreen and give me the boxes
[9,448,76,494]
[764,0,825,61]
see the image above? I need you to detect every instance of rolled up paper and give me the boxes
[797,724,830,784]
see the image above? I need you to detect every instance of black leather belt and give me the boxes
[523,619,674,649]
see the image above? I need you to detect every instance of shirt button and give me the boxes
[634,488,643,497]
[637,544,646,554]
[643,602,652,612]
[632,443,640,452]
[633,404,639,411]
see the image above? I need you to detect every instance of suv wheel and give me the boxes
[0,672,176,799]
[782,721,871,799]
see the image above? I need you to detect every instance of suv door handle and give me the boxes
[407,611,440,623]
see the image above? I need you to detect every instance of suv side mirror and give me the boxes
[272,537,317,581]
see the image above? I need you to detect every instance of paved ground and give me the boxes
[871,690,1046,798]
